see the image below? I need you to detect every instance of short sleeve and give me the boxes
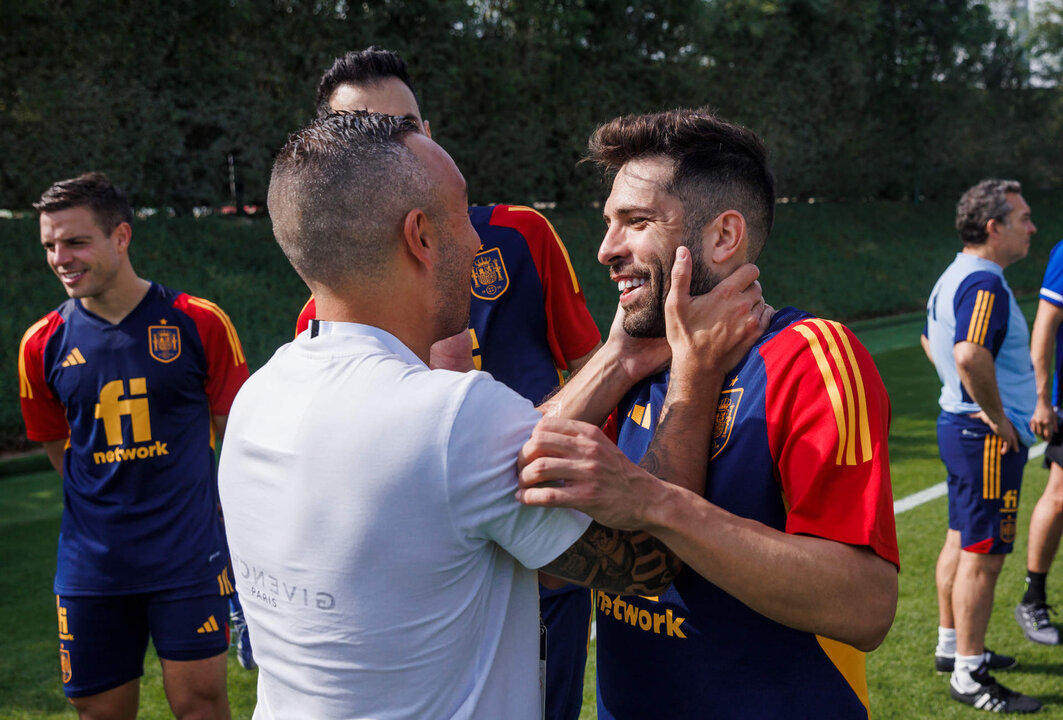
[497,206,601,368]
[19,313,70,442]
[445,375,591,569]
[763,319,899,568]
[175,295,250,416]
[953,272,1009,355]
[1040,242,1063,308]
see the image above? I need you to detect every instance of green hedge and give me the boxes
[4,195,1062,451]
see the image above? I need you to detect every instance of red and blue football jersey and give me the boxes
[19,283,249,596]
[596,307,898,720]
[296,204,600,405]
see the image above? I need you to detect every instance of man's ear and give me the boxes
[705,210,747,265]
[422,119,432,139]
[111,222,133,254]
[402,207,436,270]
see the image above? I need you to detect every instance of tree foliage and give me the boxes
[1,0,1060,208]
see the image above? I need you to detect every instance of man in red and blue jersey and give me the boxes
[18,173,248,719]
[295,48,602,720]
[517,109,900,719]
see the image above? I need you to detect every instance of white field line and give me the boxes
[894,442,1046,515]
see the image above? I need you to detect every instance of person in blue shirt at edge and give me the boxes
[922,179,1042,713]
[293,47,602,720]
[1012,232,1063,648]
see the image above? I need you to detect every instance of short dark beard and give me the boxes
[622,235,720,338]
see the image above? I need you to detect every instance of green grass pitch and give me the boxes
[3,305,1063,718]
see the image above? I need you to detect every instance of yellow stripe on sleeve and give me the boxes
[969,289,982,342]
[797,320,875,466]
[810,320,860,465]
[18,318,50,400]
[794,324,848,464]
[509,206,581,294]
[833,324,873,463]
[966,289,996,346]
[187,297,246,365]
[977,293,995,346]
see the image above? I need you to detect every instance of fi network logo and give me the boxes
[94,378,152,446]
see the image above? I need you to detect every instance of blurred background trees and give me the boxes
[1,0,1060,209]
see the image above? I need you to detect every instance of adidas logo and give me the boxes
[972,691,1005,711]
[61,348,86,367]
[627,402,653,429]
[197,615,221,634]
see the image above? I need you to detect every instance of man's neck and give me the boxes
[81,275,152,325]
[313,293,434,364]
[962,244,1006,270]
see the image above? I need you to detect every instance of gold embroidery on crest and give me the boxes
[1001,515,1017,544]
[60,646,72,683]
[470,248,509,300]
[148,322,181,363]
[711,387,743,460]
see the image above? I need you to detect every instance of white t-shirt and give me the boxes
[218,322,591,720]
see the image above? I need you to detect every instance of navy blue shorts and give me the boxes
[938,412,1026,554]
[540,584,592,720]
[56,588,229,698]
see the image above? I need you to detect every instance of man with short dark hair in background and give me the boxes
[295,47,603,720]
[18,172,247,719]
[925,179,1041,712]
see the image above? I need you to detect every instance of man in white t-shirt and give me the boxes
[218,111,769,720]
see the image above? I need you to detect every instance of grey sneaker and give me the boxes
[1014,602,1060,645]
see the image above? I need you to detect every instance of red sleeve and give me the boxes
[490,206,601,369]
[762,318,899,568]
[174,294,250,416]
[295,296,315,337]
[18,312,70,442]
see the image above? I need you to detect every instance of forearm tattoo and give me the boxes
[639,409,673,483]
[542,522,682,596]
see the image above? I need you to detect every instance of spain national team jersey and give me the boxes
[296,204,601,405]
[926,252,1036,446]
[1039,239,1063,406]
[595,307,898,720]
[18,283,249,596]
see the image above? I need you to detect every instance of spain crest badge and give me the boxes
[1001,514,1017,544]
[710,387,742,460]
[148,324,181,363]
[471,247,509,300]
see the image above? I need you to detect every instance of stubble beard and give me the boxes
[621,247,720,338]
[434,229,473,341]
